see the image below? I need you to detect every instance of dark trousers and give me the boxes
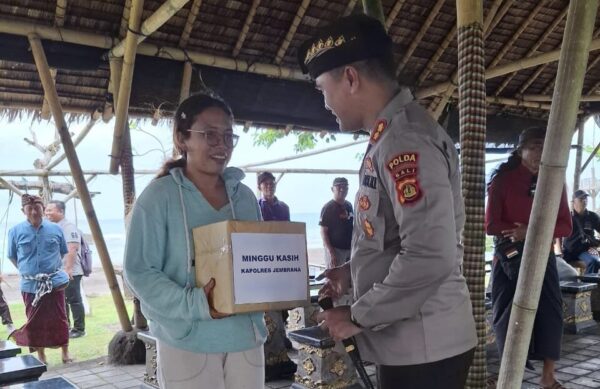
[376,348,474,389]
[65,275,85,332]
[492,252,563,360]
[0,286,12,325]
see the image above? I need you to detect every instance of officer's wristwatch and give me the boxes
[350,313,363,328]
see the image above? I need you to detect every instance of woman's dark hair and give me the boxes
[488,150,521,188]
[156,93,233,179]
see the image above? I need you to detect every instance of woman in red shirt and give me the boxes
[486,127,572,389]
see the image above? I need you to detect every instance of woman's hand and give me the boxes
[502,222,528,242]
[202,278,231,319]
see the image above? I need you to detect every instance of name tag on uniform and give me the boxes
[362,175,377,189]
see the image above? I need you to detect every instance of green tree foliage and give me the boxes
[252,129,337,153]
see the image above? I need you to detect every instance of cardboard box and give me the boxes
[193,220,310,314]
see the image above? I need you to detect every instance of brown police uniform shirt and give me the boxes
[350,88,477,365]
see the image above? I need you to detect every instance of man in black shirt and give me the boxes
[319,177,354,268]
[563,190,600,274]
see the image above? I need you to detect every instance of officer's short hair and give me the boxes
[48,200,66,214]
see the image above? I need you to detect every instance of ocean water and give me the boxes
[1,212,323,274]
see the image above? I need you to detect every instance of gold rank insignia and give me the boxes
[363,219,375,238]
[304,35,347,65]
[370,119,387,143]
[358,195,371,211]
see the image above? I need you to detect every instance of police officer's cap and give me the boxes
[298,14,393,79]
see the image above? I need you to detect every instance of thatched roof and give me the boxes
[0,0,599,144]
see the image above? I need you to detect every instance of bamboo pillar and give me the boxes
[179,61,192,102]
[109,0,144,174]
[574,119,585,191]
[497,1,599,387]
[41,175,52,204]
[455,1,486,387]
[361,0,385,26]
[28,34,133,333]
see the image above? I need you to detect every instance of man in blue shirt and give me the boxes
[257,172,290,221]
[7,194,71,365]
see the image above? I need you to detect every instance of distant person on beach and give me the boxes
[257,171,290,221]
[0,275,14,334]
[319,177,353,269]
[7,194,72,364]
[124,93,267,388]
[45,200,86,338]
[300,15,477,388]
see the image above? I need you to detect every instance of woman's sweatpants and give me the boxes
[157,341,264,389]
[492,252,563,361]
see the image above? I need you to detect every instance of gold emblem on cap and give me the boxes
[304,35,346,65]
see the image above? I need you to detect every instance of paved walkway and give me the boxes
[29,326,600,388]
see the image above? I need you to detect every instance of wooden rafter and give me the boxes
[55,0,67,27]
[494,4,567,96]
[179,0,202,48]
[396,0,444,75]
[520,26,600,95]
[522,94,600,102]
[274,0,310,64]
[484,0,513,39]
[343,0,359,17]
[487,1,546,69]
[417,25,456,84]
[541,27,600,95]
[111,0,190,58]
[119,0,132,39]
[40,68,57,120]
[385,0,406,30]
[232,0,260,57]
[482,0,504,34]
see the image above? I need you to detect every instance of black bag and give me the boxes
[495,239,524,281]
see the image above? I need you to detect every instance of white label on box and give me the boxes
[231,233,308,304]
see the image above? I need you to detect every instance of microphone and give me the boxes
[318,297,374,389]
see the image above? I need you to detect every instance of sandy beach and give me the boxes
[0,248,327,304]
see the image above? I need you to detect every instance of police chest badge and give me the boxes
[387,152,422,205]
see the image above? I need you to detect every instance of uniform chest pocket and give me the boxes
[356,188,384,251]
[17,239,34,257]
[44,237,59,252]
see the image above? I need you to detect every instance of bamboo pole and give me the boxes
[110,0,190,58]
[239,139,368,168]
[582,140,600,172]
[46,111,100,171]
[0,177,23,196]
[418,25,456,85]
[343,0,359,17]
[40,69,57,120]
[64,174,97,202]
[574,119,585,192]
[487,96,553,110]
[119,0,132,39]
[362,0,385,26]
[110,0,144,174]
[55,0,67,27]
[495,5,568,96]
[28,34,133,332]
[0,18,304,81]
[179,0,202,48]
[179,61,192,102]
[417,37,600,99]
[232,0,260,57]
[455,1,487,386]
[41,175,52,204]
[385,0,406,30]
[523,94,600,103]
[274,0,310,64]
[484,0,512,39]
[482,0,503,35]
[396,0,444,75]
[497,1,598,387]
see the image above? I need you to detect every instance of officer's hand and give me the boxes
[502,222,527,242]
[317,306,362,341]
[317,263,351,301]
[202,278,231,319]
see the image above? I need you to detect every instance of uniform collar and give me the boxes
[370,88,413,132]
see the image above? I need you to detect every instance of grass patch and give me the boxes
[0,294,133,367]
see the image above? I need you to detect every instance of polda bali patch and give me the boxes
[395,178,422,205]
[370,119,387,143]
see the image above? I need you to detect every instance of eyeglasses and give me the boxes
[187,129,239,148]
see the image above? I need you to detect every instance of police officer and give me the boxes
[300,15,477,388]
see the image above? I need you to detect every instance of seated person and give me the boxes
[562,190,600,274]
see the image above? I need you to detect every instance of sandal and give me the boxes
[539,381,566,389]
[62,357,74,364]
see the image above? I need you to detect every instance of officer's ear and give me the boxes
[343,66,361,93]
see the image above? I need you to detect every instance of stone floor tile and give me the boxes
[570,377,600,388]
[559,367,593,376]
